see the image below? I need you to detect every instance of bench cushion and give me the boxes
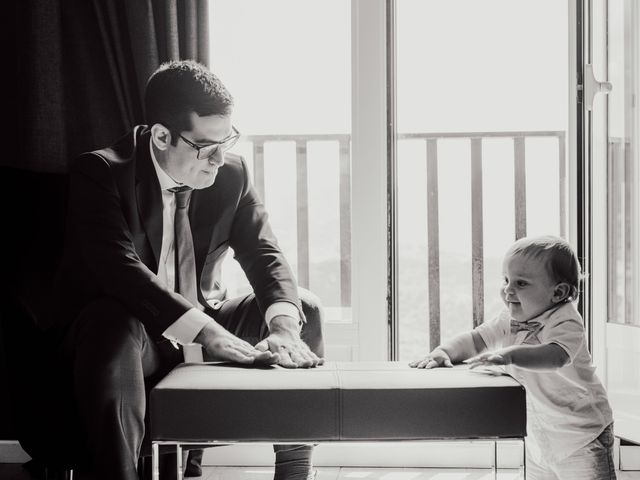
[151,361,526,443]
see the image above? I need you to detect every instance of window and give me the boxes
[210,0,362,360]
[604,0,640,443]
[607,0,639,328]
[205,0,588,467]
[210,0,576,363]
[395,0,570,360]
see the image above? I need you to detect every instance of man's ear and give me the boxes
[552,283,571,303]
[150,124,172,151]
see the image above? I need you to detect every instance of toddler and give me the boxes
[410,235,615,480]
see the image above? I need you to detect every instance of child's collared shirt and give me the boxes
[475,302,613,464]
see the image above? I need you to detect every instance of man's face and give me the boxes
[501,253,558,322]
[164,112,233,189]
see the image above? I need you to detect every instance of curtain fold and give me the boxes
[13,0,210,172]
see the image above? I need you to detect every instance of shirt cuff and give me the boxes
[265,302,301,329]
[162,308,211,345]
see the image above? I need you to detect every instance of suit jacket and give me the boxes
[51,126,301,338]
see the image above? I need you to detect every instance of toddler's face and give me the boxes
[501,253,559,322]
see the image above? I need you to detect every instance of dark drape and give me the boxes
[13,0,210,173]
[0,0,210,442]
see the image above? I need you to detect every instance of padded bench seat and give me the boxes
[150,361,527,478]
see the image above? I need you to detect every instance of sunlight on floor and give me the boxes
[197,467,640,480]
[205,468,527,480]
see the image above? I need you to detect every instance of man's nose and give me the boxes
[207,149,224,167]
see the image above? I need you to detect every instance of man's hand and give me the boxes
[409,348,454,369]
[195,321,279,366]
[254,315,324,368]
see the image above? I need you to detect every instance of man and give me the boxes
[51,60,324,480]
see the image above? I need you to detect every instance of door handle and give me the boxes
[582,63,612,111]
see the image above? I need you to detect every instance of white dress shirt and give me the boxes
[476,302,613,463]
[149,142,299,348]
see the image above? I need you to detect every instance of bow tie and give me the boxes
[510,319,542,334]
[168,185,193,193]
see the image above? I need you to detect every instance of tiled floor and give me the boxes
[2,465,640,480]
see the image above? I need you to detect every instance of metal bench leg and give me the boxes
[152,443,159,480]
[176,444,184,480]
[523,438,527,479]
[493,441,498,480]
[43,467,73,480]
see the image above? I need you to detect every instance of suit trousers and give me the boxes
[57,288,324,480]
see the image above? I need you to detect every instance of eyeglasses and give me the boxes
[179,126,240,160]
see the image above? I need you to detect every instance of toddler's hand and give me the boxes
[409,349,453,369]
[465,352,507,370]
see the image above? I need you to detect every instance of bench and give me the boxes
[151,361,527,479]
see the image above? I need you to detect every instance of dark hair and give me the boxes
[506,235,582,301]
[144,60,234,145]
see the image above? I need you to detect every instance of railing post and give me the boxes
[426,139,441,350]
[296,140,310,289]
[607,139,616,324]
[471,137,484,328]
[253,141,265,202]
[513,136,527,239]
[558,132,567,238]
[339,139,352,307]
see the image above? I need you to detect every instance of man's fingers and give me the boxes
[308,350,323,366]
[289,349,313,368]
[291,344,320,368]
[204,336,279,365]
[259,333,324,368]
[232,342,259,356]
[227,345,278,365]
[275,348,298,368]
[251,350,279,366]
[221,347,258,364]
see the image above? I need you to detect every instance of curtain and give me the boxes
[13,0,210,173]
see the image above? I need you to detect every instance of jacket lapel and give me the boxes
[135,128,163,268]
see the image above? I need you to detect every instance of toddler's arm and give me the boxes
[409,330,487,369]
[467,343,569,371]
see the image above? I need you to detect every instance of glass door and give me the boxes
[394,0,572,360]
[604,0,640,443]
[210,0,390,362]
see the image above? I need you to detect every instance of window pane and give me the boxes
[210,0,352,323]
[607,0,640,327]
[396,0,569,360]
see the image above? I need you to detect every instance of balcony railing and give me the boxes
[244,134,352,309]
[242,131,566,347]
[399,131,567,348]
